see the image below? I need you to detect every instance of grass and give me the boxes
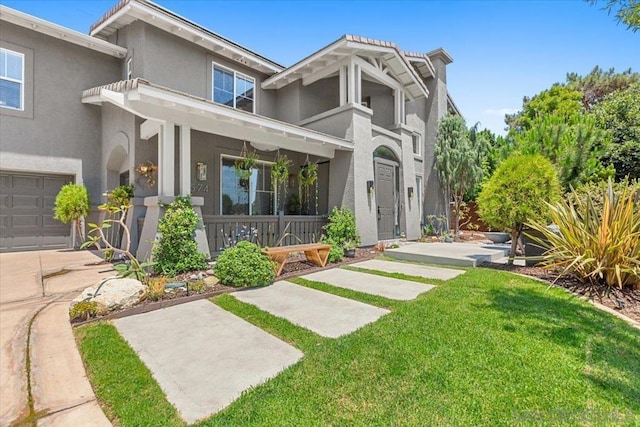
[76,267,640,426]
[342,264,448,286]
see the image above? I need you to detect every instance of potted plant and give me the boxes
[343,240,357,258]
[298,162,318,214]
[234,151,258,181]
[271,153,291,211]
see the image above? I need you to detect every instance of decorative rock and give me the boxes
[206,269,215,276]
[71,278,146,314]
[189,274,199,280]
[203,276,219,286]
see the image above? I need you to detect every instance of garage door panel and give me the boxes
[12,195,41,209]
[0,171,73,252]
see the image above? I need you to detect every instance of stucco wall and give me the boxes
[299,76,340,121]
[0,22,120,203]
[361,80,394,129]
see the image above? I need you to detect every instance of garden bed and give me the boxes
[483,262,640,323]
[72,247,380,325]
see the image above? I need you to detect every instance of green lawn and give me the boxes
[75,267,640,426]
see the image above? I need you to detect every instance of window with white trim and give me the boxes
[412,133,421,157]
[221,157,274,215]
[0,48,24,110]
[416,176,423,225]
[213,63,255,113]
[126,57,133,80]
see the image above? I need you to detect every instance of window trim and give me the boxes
[212,62,256,113]
[126,57,133,80]
[220,154,275,215]
[0,48,25,111]
[415,174,423,225]
[412,132,422,158]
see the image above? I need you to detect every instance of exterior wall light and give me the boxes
[367,180,374,195]
[408,186,414,199]
[196,162,207,181]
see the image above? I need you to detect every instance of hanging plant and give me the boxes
[135,161,158,187]
[271,154,291,188]
[272,153,292,213]
[234,141,259,181]
[298,161,318,215]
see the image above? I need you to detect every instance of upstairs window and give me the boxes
[412,133,421,157]
[0,48,24,110]
[213,63,255,113]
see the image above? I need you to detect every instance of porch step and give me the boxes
[385,242,511,268]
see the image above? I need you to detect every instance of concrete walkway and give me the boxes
[0,250,113,426]
[386,242,511,267]
[114,300,303,424]
[234,281,390,338]
[303,268,435,300]
[350,259,465,280]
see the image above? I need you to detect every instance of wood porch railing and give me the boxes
[202,213,328,255]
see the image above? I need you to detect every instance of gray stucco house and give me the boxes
[0,0,459,256]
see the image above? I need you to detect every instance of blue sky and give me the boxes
[4,0,639,135]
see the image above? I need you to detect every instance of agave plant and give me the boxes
[526,179,640,290]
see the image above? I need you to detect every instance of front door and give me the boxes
[375,161,395,240]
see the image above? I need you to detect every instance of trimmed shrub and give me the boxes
[478,153,561,263]
[214,241,275,287]
[323,206,360,247]
[54,183,90,246]
[323,237,344,263]
[153,197,208,276]
[527,179,640,290]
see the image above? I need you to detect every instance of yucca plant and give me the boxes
[526,179,640,290]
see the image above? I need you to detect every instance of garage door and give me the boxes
[0,172,74,252]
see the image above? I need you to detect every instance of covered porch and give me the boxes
[82,79,353,258]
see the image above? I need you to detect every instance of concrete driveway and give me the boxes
[0,249,114,426]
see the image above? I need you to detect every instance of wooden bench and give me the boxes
[262,243,333,276]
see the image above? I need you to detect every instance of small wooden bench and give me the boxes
[262,243,333,276]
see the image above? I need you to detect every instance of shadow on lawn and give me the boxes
[486,285,640,408]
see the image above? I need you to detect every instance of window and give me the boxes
[416,176,423,225]
[0,48,24,110]
[213,63,255,112]
[412,133,421,157]
[126,57,133,80]
[221,157,274,215]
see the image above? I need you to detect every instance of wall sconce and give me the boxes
[366,180,374,195]
[135,161,158,187]
[408,186,414,199]
[196,162,207,181]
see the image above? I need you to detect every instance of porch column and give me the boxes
[179,125,191,195]
[158,121,175,196]
[347,60,356,104]
[394,89,405,126]
[355,64,362,104]
[339,66,347,105]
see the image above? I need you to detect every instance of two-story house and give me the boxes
[0,0,460,257]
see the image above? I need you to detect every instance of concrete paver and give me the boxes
[37,401,111,427]
[351,259,464,280]
[386,242,510,267]
[114,300,303,424]
[304,268,435,300]
[0,249,112,426]
[234,281,390,338]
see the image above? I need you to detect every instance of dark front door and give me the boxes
[375,161,395,240]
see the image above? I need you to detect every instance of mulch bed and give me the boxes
[482,262,640,323]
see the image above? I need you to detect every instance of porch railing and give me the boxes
[203,213,327,255]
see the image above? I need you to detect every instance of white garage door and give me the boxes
[0,171,74,252]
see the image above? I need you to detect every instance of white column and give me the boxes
[355,64,362,104]
[339,66,347,106]
[179,125,191,195]
[347,60,356,104]
[394,89,405,126]
[158,122,175,196]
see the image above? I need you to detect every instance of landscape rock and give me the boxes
[204,276,219,286]
[71,278,146,314]
[206,269,215,276]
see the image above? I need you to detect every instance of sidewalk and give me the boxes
[0,250,113,426]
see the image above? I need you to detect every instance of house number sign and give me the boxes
[191,183,209,193]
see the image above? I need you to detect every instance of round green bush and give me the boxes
[54,183,90,225]
[214,241,275,287]
[323,206,360,247]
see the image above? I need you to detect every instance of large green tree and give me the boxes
[435,115,489,234]
[590,0,640,31]
[566,66,639,111]
[593,82,640,179]
[506,85,583,131]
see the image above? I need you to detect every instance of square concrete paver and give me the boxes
[350,259,464,280]
[234,281,389,338]
[304,269,435,300]
[114,300,302,424]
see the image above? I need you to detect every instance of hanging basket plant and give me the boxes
[234,142,259,181]
[135,161,158,187]
[298,161,318,215]
[271,154,291,189]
